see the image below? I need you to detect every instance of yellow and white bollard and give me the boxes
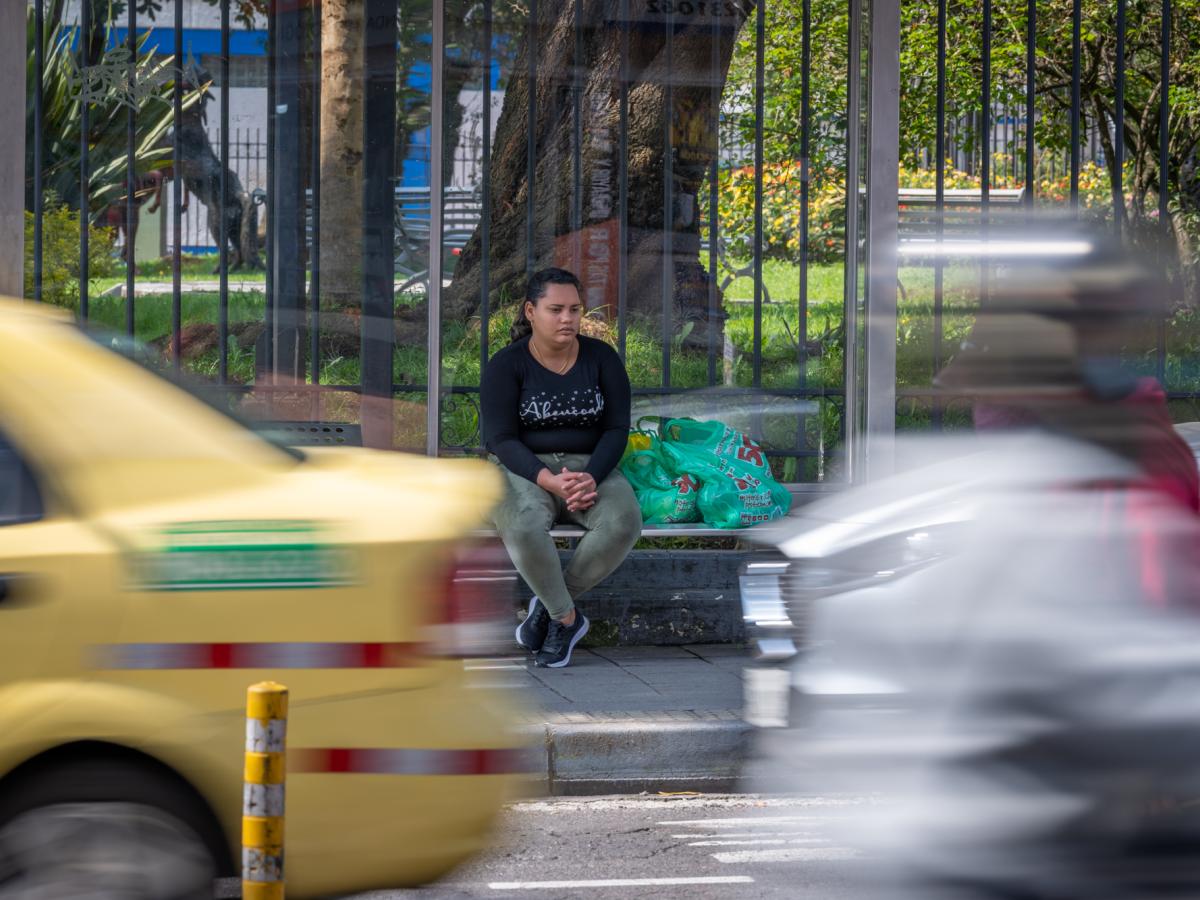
[243,681,288,900]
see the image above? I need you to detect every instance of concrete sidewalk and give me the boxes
[478,645,754,796]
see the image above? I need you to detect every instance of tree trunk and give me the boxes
[319,0,364,313]
[445,0,752,350]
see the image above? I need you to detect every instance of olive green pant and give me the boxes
[490,452,642,620]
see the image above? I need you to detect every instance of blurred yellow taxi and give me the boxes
[0,298,526,898]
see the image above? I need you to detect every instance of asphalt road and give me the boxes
[346,794,881,900]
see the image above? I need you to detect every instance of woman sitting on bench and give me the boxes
[481,267,642,668]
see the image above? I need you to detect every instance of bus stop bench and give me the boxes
[894,186,1027,301]
[257,422,823,539]
[394,186,482,292]
[475,483,825,541]
[477,522,769,540]
[304,186,483,291]
[896,186,1027,250]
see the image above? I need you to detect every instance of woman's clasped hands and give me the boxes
[538,467,598,512]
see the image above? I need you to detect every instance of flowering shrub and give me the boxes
[1035,161,1123,211]
[702,160,849,265]
[705,157,1132,267]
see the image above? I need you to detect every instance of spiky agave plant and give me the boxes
[24,4,203,217]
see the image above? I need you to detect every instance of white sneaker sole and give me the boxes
[543,615,589,668]
[515,595,541,650]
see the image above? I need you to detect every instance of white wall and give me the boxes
[49,0,266,31]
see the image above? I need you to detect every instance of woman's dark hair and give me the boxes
[510,267,583,343]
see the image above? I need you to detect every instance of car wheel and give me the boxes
[0,756,224,900]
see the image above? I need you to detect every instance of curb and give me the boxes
[522,717,753,796]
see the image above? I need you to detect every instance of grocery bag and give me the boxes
[620,431,702,524]
[659,418,792,528]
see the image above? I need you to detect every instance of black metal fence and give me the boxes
[893,0,1196,436]
[22,0,1195,481]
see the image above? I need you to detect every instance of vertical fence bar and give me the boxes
[309,0,321,403]
[1157,0,1169,384]
[125,1,136,334]
[1159,0,1170,230]
[981,0,991,214]
[79,0,91,323]
[751,0,765,387]
[932,0,946,430]
[796,0,812,465]
[980,0,991,311]
[172,0,183,371]
[842,0,863,482]
[264,3,277,379]
[220,0,231,382]
[1070,0,1081,211]
[1025,0,1035,212]
[617,0,629,361]
[362,0,398,447]
[1115,0,1125,237]
[864,0,901,479]
[571,0,583,274]
[2,5,24,297]
[661,10,673,388]
[427,0,445,455]
[707,8,719,386]
[33,0,44,301]
[1003,108,1010,184]
[272,0,306,382]
[799,0,811,395]
[525,0,537,277]
[991,103,997,167]
[479,0,492,371]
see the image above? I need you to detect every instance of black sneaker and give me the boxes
[515,596,551,652]
[534,613,590,668]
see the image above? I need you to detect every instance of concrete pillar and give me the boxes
[0,0,27,297]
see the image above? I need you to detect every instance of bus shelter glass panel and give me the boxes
[432,0,856,484]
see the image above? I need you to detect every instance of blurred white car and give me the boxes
[739,429,1200,897]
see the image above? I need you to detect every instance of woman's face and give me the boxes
[526,283,584,350]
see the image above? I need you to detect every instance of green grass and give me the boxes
[721,257,845,305]
[88,290,266,339]
[68,257,1200,480]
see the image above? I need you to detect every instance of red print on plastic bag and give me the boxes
[735,434,764,467]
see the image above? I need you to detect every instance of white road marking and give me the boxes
[659,815,833,827]
[671,831,818,839]
[488,876,756,890]
[688,838,827,847]
[510,795,849,814]
[712,848,860,863]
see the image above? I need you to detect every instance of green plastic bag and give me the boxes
[659,419,791,528]
[620,433,702,524]
[662,417,773,477]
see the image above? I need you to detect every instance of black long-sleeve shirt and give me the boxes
[481,334,632,485]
